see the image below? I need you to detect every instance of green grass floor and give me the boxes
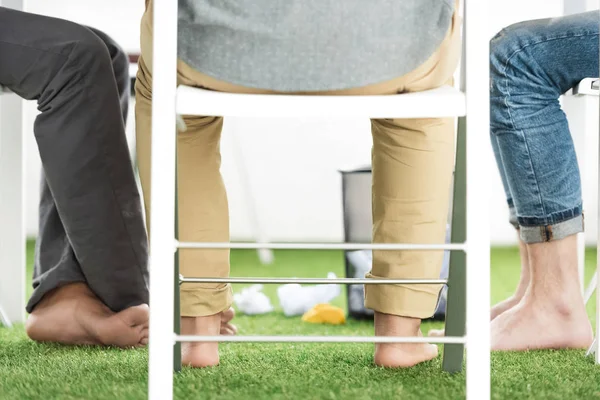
[0,243,598,399]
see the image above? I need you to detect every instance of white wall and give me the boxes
[21,0,599,245]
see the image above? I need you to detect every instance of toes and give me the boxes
[135,326,149,347]
[428,329,445,337]
[220,323,237,335]
[219,308,236,335]
[427,343,440,357]
[221,308,235,324]
[139,327,149,341]
[228,323,238,334]
[423,344,440,362]
[25,316,42,342]
[220,327,234,335]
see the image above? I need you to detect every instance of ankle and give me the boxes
[525,288,585,318]
[181,314,221,336]
[374,312,421,336]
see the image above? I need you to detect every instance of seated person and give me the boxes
[136,0,461,367]
[0,7,149,347]
[489,11,598,351]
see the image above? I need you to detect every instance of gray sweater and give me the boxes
[178,0,454,92]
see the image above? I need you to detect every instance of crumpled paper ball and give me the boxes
[233,284,274,315]
[277,272,341,317]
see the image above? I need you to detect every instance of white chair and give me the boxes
[149,1,490,400]
[0,79,26,328]
[572,78,600,364]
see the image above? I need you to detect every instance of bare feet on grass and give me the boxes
[26,283,149,348]
[374,312,438,368]
[491,295,592,351]
[492,236,593,351]
[181,307,238,368]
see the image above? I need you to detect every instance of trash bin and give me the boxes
[340,166,450,320]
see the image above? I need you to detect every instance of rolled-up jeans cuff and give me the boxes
[363,273,443,319]
[180,283,233,317]
[519,214,584,244]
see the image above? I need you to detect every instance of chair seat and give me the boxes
[176,84,466,119]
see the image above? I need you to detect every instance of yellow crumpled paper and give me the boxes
[301,304,346,325]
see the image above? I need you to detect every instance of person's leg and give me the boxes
[489,11,599,351]
[32,26,133,315]
[488,136,532,320]
[89,27,131,120]
[137,0,459,367]
[0,7,149,347]
[367,116,455,367]
[360,4,461,368]
[136,0,234,367]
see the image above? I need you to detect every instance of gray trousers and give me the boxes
[0,7,149,313]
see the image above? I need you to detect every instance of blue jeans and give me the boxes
[490,11,599,243]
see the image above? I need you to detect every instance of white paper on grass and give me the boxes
[277,272,341,317]
[233,284,274,315]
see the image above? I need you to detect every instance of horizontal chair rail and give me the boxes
[177,241,466,251]
[180,277,447,285]
[176,335,467,344]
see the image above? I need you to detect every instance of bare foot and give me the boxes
[181,307,237,368]
[490,295,522,321]
[26,283,149,348]
[491,296,593,351]
[374,312,438,368]
[220,307,237,335]
[427,328,444,337]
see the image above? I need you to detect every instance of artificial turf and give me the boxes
[0,242,598,399]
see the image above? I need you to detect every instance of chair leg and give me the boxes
[584,272,597,305]
[0,304,13,328]
[173,250,182,372]
[442,116,467,373]
[595,255,600,363]
[0,92,26,325]
[588,268,600,363]
[578,234,586,295]
[173,165,182,372]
